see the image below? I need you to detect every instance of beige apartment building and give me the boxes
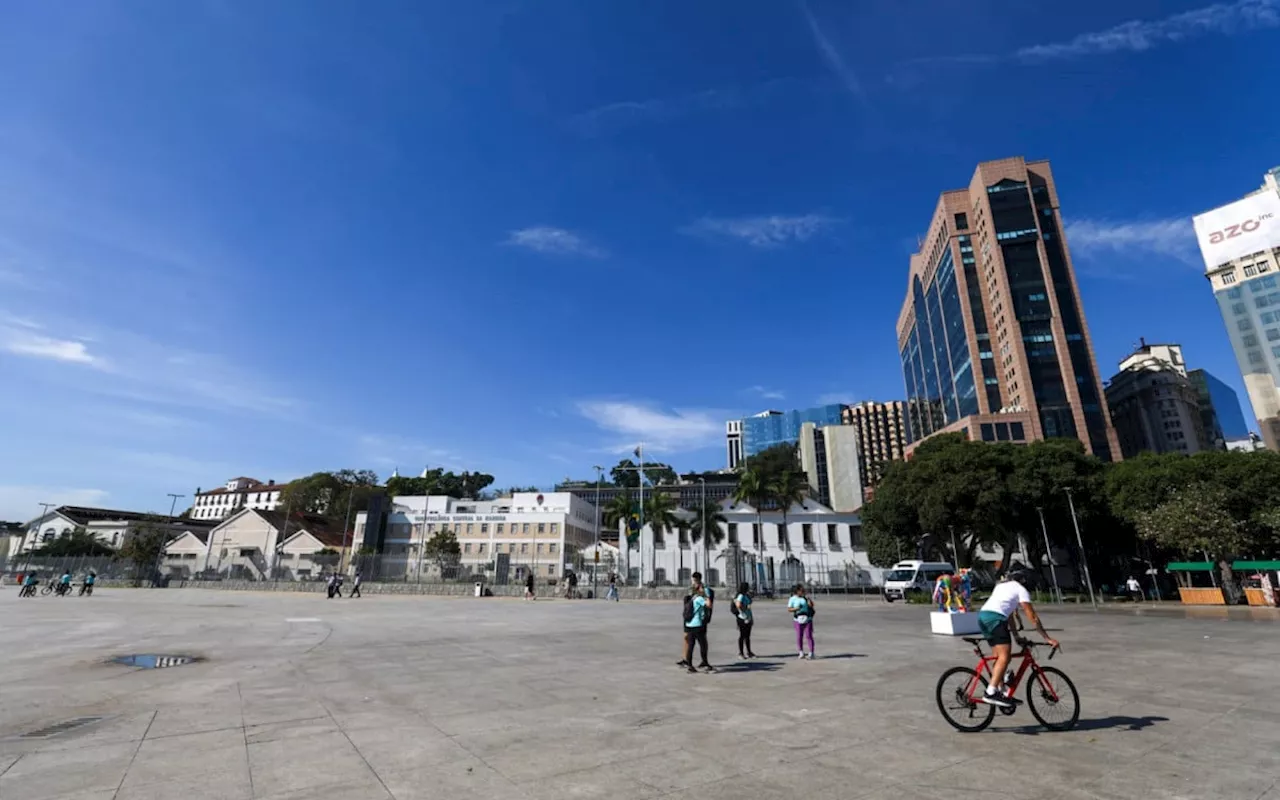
[840,401,907,486]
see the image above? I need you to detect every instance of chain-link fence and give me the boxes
[4,555,144,584]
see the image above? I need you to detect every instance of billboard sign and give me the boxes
[1193,191,1280,268]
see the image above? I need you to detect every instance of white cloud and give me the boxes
[1065,217,1198,264]
[684,214,838,248]
[0,486,110,522]
[504,226,606,258]
[746,385,786,401]
[800,0,868,105]
[576,400,725,454]
[1017,0,1279,60]
[0,326,104,367]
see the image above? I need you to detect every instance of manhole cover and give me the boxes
[21,716,104,739]
[110,654,197,669]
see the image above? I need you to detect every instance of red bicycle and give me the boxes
[936,635,1080,732]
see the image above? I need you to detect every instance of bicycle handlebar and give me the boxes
[1016,637,1062,659]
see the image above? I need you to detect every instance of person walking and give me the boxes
[326,573,338,599]
[788,584,816,660]
[1125,575,1143,603]
[733,582,756,659]
[606,571,619,602]
[349,571,362,598]
[525,572,536,601]
[79,570,96,597]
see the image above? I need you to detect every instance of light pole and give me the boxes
[698,477,707,582]
[1035,506,1062,604]
[25,501,55,573]
[593,465,603,597]
[166,493,185,520]
[1063,488,1097,610]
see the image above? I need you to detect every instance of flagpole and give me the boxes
[637,443,646,586]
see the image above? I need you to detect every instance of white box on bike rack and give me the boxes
[931,611,981,635]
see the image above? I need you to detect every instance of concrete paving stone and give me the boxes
[136,707,243,740]
[120,735,248,789]
[521,764,664,800]
[246,731,379,797]
[1080,750,1277,799]
[342,725,471,775]
[244,715,341,744]
[255,777,393,800]
[378,759,524,800]
[115,778,254,800]
[611,745,748,793]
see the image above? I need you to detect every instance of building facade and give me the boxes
[897,157,1120,460]
[352,491,597,582]
[191,477,291,521]
[1189,368,1251,449]
[628,499,876,589]
[797,422,863,512]
[557,474,741,524]
[1105,343,1209,458]
[741,405,844,457]
[1194,167,1280,450]
[726,419,744,470]
[840,401,908,486]
[18,505,216,554]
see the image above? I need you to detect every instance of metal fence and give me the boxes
[4,555,142,584]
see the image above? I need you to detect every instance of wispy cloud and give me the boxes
[746,385,786,401]
[576,400,724,454]
[504,226,606,259]
[1018,0,1280,60]
[1065,217,1199,264]
[894,0,1279,75]
[569,81,793,136]
[0,325,104,368]
[357,434,463,474]
[684,214,838,248]
[0,485,110,522]
[816,392,858,407]
[800,0,869,106]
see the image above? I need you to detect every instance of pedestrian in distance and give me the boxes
[677,581,714,674]
[1126,575,1143,603]
[788,583,817,660]
[20,572,38,598]
[79,570,96,596]
[326,573,337,599]
[349,571,362,598]
[733,582,756,659]
[606,571,619,602]
[525,572,536,601]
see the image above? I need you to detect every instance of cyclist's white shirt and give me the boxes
[981,581,1030,619]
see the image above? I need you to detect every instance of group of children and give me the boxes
[680,576,818,673]
[16,570,95,597]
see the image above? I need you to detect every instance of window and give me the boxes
[1249,350,1265,364]
[536,543,543,554]
[480,523,488,534]
[463,543,472,554]
[1268,329,1280,343]
[495,523,504,534]
[1010,421,1026,441]
[728,523,738,544]
[520,543,528,553]
[980,423,996,442]
[802,523,814,549]
[1223,272,1237,284]
[1259,297,1272,309]
[1272,346,1280,359]
[549,543,557,553]
[1251,279,1266,293]
[954,212,968,230]
[1264,312,1277,325]
[1265,274,1278,287]
[537,523,545,534]
[427,523,436,534]
[1239,318,1254,332]
[1244,334,1260,347]
[550,523,559,534]
[995,423,1010,441]
[465,523,473,534]
[522,523,530,534]
[1246,265,1258,277]
[478,543,486,554]
[1234,302,1248,315]
[778,524,789,549]
[828,524,840,548]
[1227,286,1243,299]
[752,524,760,547]
[547,565,556,575]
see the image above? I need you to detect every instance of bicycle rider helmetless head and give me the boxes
[976,566,1059,708]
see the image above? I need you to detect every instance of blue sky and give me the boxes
[1,0,1278,520]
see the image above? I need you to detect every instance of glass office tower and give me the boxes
[741,404,845,457]
[897,157,1119,460]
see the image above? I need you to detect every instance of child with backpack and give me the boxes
[788,584,816,660]
[677,584,714,674]
[734,582,756,659]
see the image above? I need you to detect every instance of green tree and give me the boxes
[423,528,461,568]
[387,469,494,499]
[742,442,801,480]
[610,459,677,488]
[1134,484,1248,588]
[734,467,770,578]
[279,470,381,520]
[865,526,906,568]
[643,492,680,550]
[33,527,115,558]
[687,500,727,548]
[770,469,809,552]
[603,490,636,545]
[118,521,170,586]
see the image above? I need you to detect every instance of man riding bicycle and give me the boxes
[977,567,1059,708]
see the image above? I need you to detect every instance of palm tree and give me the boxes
[771,470,809,554]
[603,490,636,546]
[688,500,728,578]
[734,468,769,591]
[644,492,679,583]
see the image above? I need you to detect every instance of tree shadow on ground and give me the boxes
[715,661,783,673]
[1000,715,1170,735]
[754,653,865,660]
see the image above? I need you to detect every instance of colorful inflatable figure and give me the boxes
[933,574,953,612]
[957,569,973,612]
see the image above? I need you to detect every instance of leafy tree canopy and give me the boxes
[742,442,801,481]
[386,469,494,499]
[33,528,115,558]
[610,459,678,488]
[423,529,461,565]
[279,470,381,520]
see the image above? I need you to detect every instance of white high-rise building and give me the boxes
[1196,167,1280,449]
[725,419,743,470]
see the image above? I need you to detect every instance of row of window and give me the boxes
[979,421,1027,442]
[713,522,861,550]
[462,541,559,555]
[417,521,559,536]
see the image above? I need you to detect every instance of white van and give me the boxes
[882,560,956,602]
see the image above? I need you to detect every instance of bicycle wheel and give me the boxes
[40,584,53,596]
[1026,666,1080,731]
[936,667,996,732]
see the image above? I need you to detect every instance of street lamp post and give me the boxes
[1063,488,1098,610]
[698,477,707,582]
[166,493,185,520]
[1035,506,1063,604]
[593,465,603,597]
[25,501,55,573]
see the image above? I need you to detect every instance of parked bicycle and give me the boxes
[936,635,1080,732]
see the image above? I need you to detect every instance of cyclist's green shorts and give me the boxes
[978,610,1012,646]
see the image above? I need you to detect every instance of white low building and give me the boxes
[190,477,292,522]
[625,499,879,590]
[17,505,216,555]
[201,508,345,580]
[353,491,598,583]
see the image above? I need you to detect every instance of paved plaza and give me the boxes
[1,588,1277,799]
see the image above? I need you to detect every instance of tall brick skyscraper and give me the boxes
[897,157,1120,460]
